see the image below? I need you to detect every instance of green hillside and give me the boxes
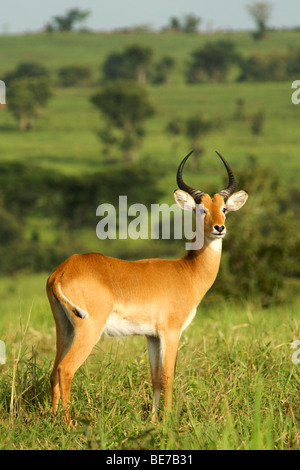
[0,30,299,183]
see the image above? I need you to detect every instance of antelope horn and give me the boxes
[176,151,204,203]
[216,151,237,200]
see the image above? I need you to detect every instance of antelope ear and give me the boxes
[173,189,196,211]
[225,190,248,211]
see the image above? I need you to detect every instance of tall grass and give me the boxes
[0,278,299,450]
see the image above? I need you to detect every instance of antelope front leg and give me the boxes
[160,331,180,416]
[147,335,162,421]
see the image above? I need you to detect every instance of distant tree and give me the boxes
[46,8,90,32]
[151,56,176,84]
[251,111,265,139]
[285,48,300,76]
[166,14,202,33]
[58,65,92,87]
[186,40,239,83]
[234,98,247,120]
[102,52,134,82]
[8,77,52,130]
[238,50,297,82]
[246,1,273,40]
[165,117,185,154]
[123,44,153,85]
[185,115,213,169]
[4,61,49,85]
[182,14,202,33]
[91,81,155,163]
[165,114,213,167]
[169,16,181,31]
[102,44,153,84]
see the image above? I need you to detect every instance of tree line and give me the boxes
[42,2,275,41]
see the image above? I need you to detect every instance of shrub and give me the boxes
[151,56,176,84]
[186,40,239,83]
[102,44,153,84]
[214,163,300,305]
[58,65,92,87]
[238,50,300,82]
[4,62,49,86]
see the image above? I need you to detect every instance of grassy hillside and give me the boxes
[0,30,299,184]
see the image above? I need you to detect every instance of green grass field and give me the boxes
[0,273,299,449]
[0,30,300,450]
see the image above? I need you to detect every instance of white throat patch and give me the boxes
[207,237,223,253]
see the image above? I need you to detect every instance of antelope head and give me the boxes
[174,151,248,242]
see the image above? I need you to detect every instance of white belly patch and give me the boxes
[180,308,197,335]
[103,311,157,338]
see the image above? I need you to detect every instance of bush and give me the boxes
[58,65,92,87]
[4,62,50,86]
[0,161,163,228]
[0,162,164,275]
[238,49,300,82]
[0,203,21,244]
[186,40,239,83]
[151,56,176,84]
[213,163,300,305]
[102,44,153,84]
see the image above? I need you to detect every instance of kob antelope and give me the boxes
[47,151,248,423]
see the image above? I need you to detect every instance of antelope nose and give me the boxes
[214,225,225,233]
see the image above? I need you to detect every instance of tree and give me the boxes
[91,81,155,163]
[151,56,176,84]
[8,77,52,130]
[47,8,90,32]
[166,14,202,33]
[169,16,181,31]
[182,14,202,33]
[185,115,213,169]
[246,1,273,40]
[251,111,265,140]
[102,44,153,84]
[124,44,153,85]
[4,61,49,86]
[165,117,184,154]
[102,52,134,82]
[186,40,239,83]
[165,114,213,168]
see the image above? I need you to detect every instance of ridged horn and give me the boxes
[176,151,204,203]
[216,151,237,200]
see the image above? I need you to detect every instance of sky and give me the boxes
[1,0,300,34]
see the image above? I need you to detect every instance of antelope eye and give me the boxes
[221,207,227,214]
